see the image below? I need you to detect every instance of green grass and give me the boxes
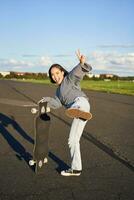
[81,80,134,96]
[18,79,51,84]
[17,79,134,96]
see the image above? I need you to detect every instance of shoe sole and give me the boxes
[65,108,92,120]
[61,172,81,176]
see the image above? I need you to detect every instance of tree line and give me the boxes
[0,72,49,80]
[0,71,134,81]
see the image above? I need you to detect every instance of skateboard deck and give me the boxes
[29,102,51,174]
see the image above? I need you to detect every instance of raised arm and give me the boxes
[68,50,92,81]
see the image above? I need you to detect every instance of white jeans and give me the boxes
[68,97,90,171]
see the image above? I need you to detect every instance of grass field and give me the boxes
[81,80,134,96]
[17,79,134,96]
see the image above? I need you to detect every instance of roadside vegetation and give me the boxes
[81,80,134,96]
[0,72,134,96]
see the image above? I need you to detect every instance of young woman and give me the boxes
[39,50,92,176]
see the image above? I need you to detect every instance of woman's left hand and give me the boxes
[76,49,86,65]
[38,97,47,104]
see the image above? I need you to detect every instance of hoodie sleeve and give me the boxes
[44,96,62,109]
[68,62,92,81]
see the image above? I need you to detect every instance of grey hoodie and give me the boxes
[45,62,92,109]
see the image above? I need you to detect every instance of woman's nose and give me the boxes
[55,75,58,81]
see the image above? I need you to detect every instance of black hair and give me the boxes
[48,64,68,83]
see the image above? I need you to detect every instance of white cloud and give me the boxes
[0,55,53,72]
[39,56,53,66]
[9,59,18,65]
[2,58,34,68]
[98,44,134,49]
[89,51,134,75]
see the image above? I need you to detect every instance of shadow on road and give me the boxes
[0,113,34,171]
[49,152,69,173]
[0,113,69,174]
[0,113,34,144]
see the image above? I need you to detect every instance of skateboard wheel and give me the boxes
[29,159,35,166]
[31,108,38,114]
[41,106,45,113]
[38,160,43,168]
[46,107,50,113]
[43,157,48,163]
[41,106,50,113]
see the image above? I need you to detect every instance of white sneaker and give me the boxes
[61,168,82,176]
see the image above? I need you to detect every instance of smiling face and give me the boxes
[50,67,64,85]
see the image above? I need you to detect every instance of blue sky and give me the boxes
[0,0,134,76]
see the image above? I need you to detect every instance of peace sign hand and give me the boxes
[76,49,86,65]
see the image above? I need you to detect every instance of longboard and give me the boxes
[29,102,51,174]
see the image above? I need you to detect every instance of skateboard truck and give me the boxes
[29,157,48,166]
[31,106,50,114]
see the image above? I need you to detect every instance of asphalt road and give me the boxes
[0,79,134,200]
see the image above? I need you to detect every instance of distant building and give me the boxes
[94,74,100,78]
[13,72,26,76]
[86,73,94,78]
[100,74,118,78]
[85,73,119,79]
[0,71,10,77]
